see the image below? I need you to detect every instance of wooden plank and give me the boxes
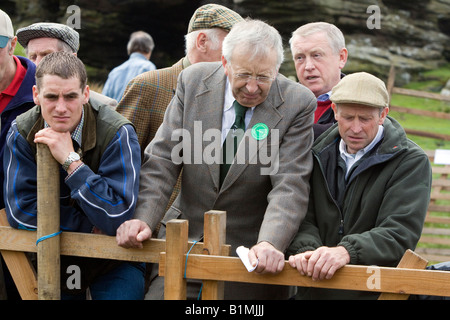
[159,253,450,297]
[0,225,212,263]
[391,87,450,102]
[1,250,38,300]
[431,180,450,188]
[422,227,450,236]
[0,209,38,300]
[404,128,450,141]
[164,219,188,300]
[425,215,450,224]
[432,166,450,174]
[202,211,227,300]
[419,236,450,246]
[390,105,450,120]
[378,249,428,300]
[415,253,450,263]
[36,144,60,300]
[416,247,450,257]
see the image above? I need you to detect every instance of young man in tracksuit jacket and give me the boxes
[3,52,143,299]
[287,72,432,299]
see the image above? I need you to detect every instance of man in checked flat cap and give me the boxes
[287,72,432,300]
[16,22,117,108]
[116,4,244,210]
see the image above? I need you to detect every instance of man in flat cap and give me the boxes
[287,72,432,300]
[16,22,117,108]
[116,4,244,209]
[0,10,36,208]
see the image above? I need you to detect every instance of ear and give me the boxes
[338,48,348,69]
[379,106,389,124]
[196,32,208,53]
[331,102,338,120]
[222,55,229,76]
[32,85,40,105]
[82,85,90,104]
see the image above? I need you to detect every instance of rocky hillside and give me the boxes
[5,0,450,84]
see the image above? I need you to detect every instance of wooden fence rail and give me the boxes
[1,209,450,300]
[160,213,450,300]
[1,146,449,300]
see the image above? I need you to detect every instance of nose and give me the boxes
[350,119,362,134]
[245,78,259,93]
[304,56,315,71]
[54,96,67,112]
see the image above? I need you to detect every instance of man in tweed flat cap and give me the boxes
[117,4,244,153]
[287,72,432,300]
[16,22,117,109]
[17,22,79,64]
[116,4,244,210]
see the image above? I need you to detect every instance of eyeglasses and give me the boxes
[228,65,275,85]
[233,73,275,85]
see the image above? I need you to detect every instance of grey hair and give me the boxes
[127,31,155,55]
[222,19,284,70]
[184,28,222,55]
[289,22,345,55]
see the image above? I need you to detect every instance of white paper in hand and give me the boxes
[236,246,258,272]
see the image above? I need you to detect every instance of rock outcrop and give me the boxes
[6,0,450,84]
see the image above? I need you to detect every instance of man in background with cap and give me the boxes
[16,22,117,109]
[287,72,432,300]
[116,4,244,208]
[0,9,36,208]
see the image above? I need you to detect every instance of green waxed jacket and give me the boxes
[287,116,432,299]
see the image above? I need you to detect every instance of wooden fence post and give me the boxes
[36,144,61,300]
[201,210,226,300]
[164,219,189,300]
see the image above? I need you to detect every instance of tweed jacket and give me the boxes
[116,58,185,155]
[116,58,185,210]
[136,61,316,255]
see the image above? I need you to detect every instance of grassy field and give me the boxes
[389,63,450,151]
[393,64,450,264]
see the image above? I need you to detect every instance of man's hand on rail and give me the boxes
[288,246,350,281]
[116,219,152,249]
[248,241,285,274]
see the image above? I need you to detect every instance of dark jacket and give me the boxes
[287,116,432,299]
[0,56,36,208]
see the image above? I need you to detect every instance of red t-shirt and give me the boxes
[0,55,27,113]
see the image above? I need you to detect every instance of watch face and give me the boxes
[63,152,80,170]
[69,152,80,161]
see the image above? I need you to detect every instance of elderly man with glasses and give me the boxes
[117,19,316,300]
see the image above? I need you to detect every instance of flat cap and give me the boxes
[16,22,79,53]
[330,72,389,109]
[187,4,244,34]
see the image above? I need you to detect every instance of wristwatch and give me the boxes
[62,152,80,171]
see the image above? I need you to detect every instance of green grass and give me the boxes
[389,63,450,151]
